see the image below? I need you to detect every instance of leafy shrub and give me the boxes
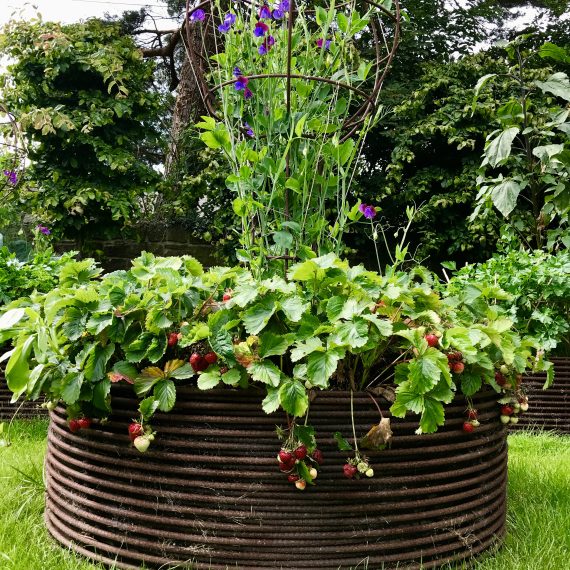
[446,248,570,354]
[0,247,76,305]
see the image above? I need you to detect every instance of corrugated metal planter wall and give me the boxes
[0,367,46,420]
[512,357,570,433]
[45,387,507,570]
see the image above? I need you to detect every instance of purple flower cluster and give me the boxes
[233,67,253,99]
[271,0,289,19]
[3,170,17,185]
[189,8,205,22]
[244,122,255,137]
[218,13,236,33]
[316,38,332,50]
[36,225,51,235]
[359,203,377,219]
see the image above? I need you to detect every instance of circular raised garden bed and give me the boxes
[512,357,570,434]
[45,387,507,570]
[0,367,46,420]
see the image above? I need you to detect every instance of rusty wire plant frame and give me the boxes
[0,103,26,207]
[183,0,401,274]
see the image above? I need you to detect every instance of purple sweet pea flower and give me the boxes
[3,170,17,185]
[234,75,249,91]
[244,122,255,137]
[279,0,290,9]
[233,66,242,77]
[189,8,205,21]
[316,38,332,50]
[218,13,236,33]
[36,225,51,235]
[259,4,271,19]
[254,21,269,37]
[258,35,275,55]
[272,8,284,19]
[244,87,253,100]
[359,203,377,219]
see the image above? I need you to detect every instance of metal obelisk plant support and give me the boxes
[185,0,401,273]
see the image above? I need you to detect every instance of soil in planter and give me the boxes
[44,387,507,570]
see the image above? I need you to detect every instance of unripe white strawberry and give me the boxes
[365,468,374,478]
[520,402,529,412]
[471,419,480,428]
[295,479,307,491]
[510,416,519,425]
[357,461,368,474]
[500,415,511,425]
[134,435,151,453]
[309,467,318,479]
[304,381,313,390]
[500,364,509,375]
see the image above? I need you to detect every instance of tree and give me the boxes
[0,17,167,242]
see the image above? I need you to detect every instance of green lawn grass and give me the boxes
[1,421,569,570]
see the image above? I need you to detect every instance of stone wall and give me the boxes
[57,227,217,271]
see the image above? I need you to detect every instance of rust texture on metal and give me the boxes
[0,368,46,420]
[512,357,570,434]
[45,387,507,570]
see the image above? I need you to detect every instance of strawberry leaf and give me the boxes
[154,379,176,412]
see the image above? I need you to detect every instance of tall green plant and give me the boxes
[195,1,395,274]
[472,39,570,250]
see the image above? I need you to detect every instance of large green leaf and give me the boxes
[197,368,221,389]
[84,343,115,382]
[154,379,176,412]
[0,308,25,330]
[536,72,570,102]
[242,296,277,334]
[259,332,293,358]
[407,349,446,394]
[331,318,369,348]
[291,337,323,362]
[419,398,445,434]
[485,127,519,167]
[278,379,308,417]
[61,371,84,404]
[249,361,282,387]
[490,179,521,217]
[262,387,280,414]
[280,296,308,322]
[306,349,343,388]
[5,336,35,394]
[92,379,112,412]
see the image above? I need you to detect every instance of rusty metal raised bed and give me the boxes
[45,386,507,570]
[512,357,570,434]
[0,367,46,420]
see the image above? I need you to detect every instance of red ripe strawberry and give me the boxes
[167,332,179,347]
[467,409,478,420]
[287,474,300,483]
[223,292,232,302]
[311,449,324,465]
[68,419,81,433]
[278,449,294,464]
[462,421,475,433]
[343,463,357,479]
[78,417,92,430]
[425,334,439,347]
[495,372,507,386]
[204,352,218,365]
[128,422,144,442]
[452,361,465,374]
[294,445,307,460]
[279,461,294,472]
[447,353,456,362]
[501,405,514,416]
[189,353,207,372]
